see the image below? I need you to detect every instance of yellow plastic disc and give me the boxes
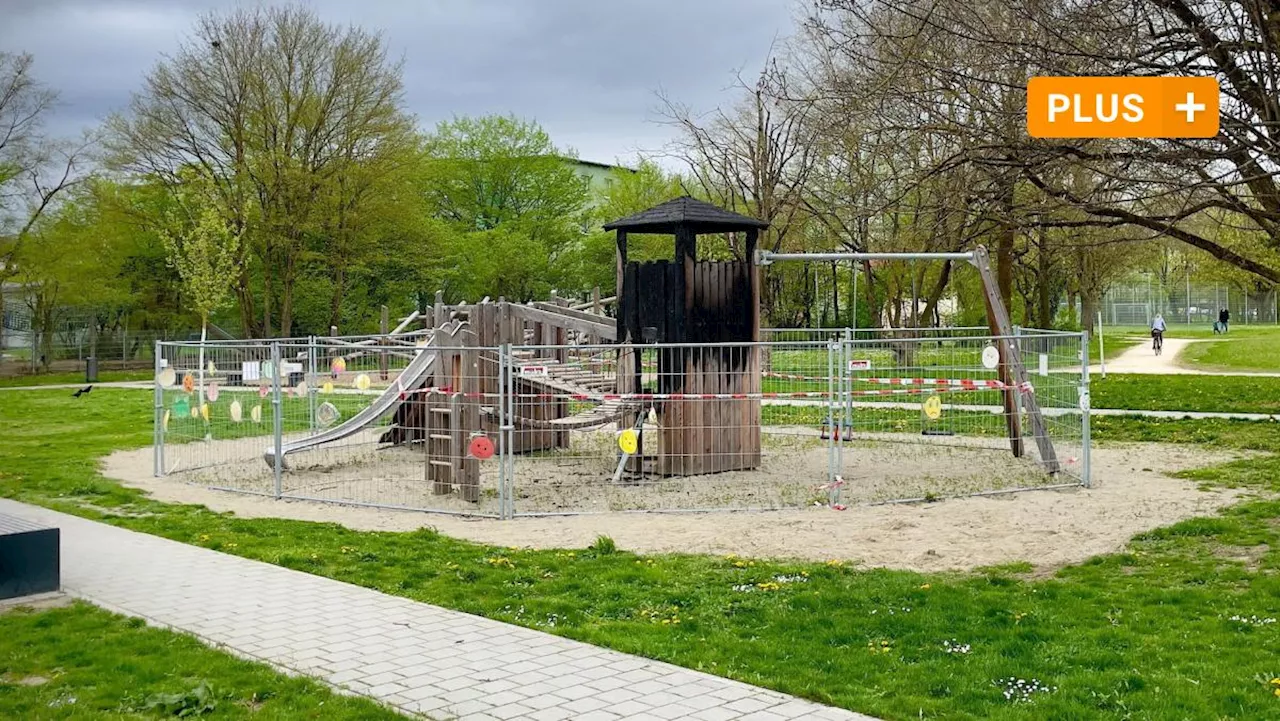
[190,403,200,418]
[229,399,243,423]
[200,403,210,422]
[617,428,639,455]
[322,381,334,395]
[923,395,943,420]
[354,373,371,391]
[250,404,262,423]
[162,409,170,431]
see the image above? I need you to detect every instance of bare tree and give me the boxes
[0,52,86,350]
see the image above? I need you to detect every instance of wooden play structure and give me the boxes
[608,196,768,475]
[334,196,1058,502]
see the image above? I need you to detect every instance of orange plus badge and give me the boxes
[1027,77,1218,138]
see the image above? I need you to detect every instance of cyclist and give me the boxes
[1151,313,1166,354]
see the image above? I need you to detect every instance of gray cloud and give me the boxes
[0,0,796,165]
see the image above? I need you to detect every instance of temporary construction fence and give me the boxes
[153,327,1089,518]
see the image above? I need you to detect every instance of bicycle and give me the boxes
[1152,330,1163,355]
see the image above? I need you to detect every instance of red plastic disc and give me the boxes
[468,435,495,460]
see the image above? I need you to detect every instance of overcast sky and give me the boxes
[1,0,798,167]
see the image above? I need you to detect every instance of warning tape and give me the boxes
[397,383,1030,402]
[762,372,1021,390]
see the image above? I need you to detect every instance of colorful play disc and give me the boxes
[981,345,1000,370]
[316,402,340,427]
[162,409,170,431]
[173,397,190,418]
[354,373,371,391]
[230,399,243,422]
[296,380,308,396]
[200,403,210,421]
[923,395,943,420]
[250,404,262,423]
[207,360,216,375]
[190,403,200,418]
[207,383,219,402]
[468,434,495,459]
[157,367,176,387]
[331,357,346,374]
[322,381,334,395]
[617,428,639,455]
[258,384,269,399]
[182,372,195,393]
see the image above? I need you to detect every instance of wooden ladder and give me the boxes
[424,390,480,502]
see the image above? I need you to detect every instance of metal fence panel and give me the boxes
[153,329,1088,518]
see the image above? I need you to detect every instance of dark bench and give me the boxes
[0,513,60,600]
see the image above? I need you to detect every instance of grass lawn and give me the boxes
[1090,373,1280,414]
[1179,335,1280,373]
[0,600,398,720]
[4,388,1280,719]
[0,370,152,388]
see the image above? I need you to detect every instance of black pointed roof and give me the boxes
[603,196,769,234]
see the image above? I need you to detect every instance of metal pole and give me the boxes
[1079,330,1092,488]
[851,261,859,338]
[307,336,317,433]
[1096,310,1106,379]
[504,341,517,518]
[271,341,283,498]
[826,340,836,501]
[758,250,975,264]
[1185,270,1191,325]
[497,343,508,519]
[154,340,164,477]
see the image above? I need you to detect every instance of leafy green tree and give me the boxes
[417,115,589,300]
[106,5,417,337]
[161,173,242,407]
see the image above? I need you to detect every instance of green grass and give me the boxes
[1180,335,1280,372]
[0,601,399,720]
[0,370,152,388]
[1090,374,1280,414]
[4,388,1280,719]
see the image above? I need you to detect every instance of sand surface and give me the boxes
[103,440,1249,572]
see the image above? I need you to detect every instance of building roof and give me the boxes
[602,196,769,234]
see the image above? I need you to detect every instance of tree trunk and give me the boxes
[996,180,1016,312]
[830,261,840,327]
[328,265,346,331]
[1082,292,1099,335]
[920,260,954,327]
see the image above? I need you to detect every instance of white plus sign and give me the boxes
[1175,91,1206,123]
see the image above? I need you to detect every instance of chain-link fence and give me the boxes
[1096,278,1278,326]
[153,328,1089,518]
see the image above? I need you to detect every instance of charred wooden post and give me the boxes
[604,196,768,476]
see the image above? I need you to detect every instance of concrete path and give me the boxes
[1099,337,1280,377]
[0,499,875,721]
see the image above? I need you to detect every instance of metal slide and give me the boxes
[262,339,439,470]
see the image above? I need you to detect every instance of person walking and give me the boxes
[1219,307,1231,333]
[1151,313,1166,355]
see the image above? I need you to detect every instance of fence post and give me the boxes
[271,341,284,498]
[154,340,164,477]
[307,336,317,432]
[1079,330,1092,488]
[503,341,517,519]
[826,339,837,501]
[497,342,509,519]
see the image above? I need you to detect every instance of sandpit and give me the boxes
[103,437,1252,572]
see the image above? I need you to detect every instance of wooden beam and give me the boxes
[510,303,617,340]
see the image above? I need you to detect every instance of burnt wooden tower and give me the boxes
[605,196,768,476]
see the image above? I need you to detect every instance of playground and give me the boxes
[143,199,1091,522]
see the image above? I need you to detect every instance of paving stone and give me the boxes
[0,499,880,721]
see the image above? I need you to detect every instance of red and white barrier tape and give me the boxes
[397,383,1031,402]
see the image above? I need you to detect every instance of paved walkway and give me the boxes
[1099,336,1280,376]
[0,499,875,721]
